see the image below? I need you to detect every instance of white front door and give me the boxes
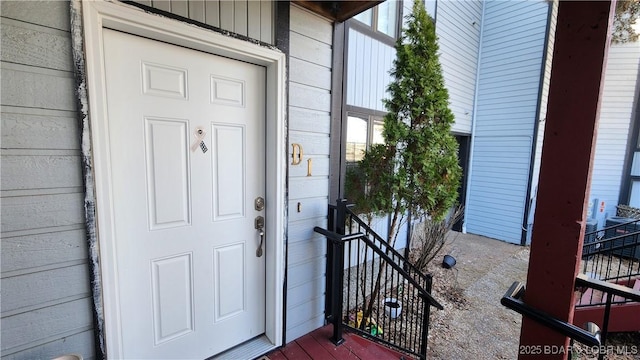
[102,28,266,359]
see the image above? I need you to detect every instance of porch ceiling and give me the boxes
[293,0,382,22]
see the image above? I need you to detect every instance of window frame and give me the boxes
[343,109,386,211]
[619,92,640,207]
[345,109,386,166]
[349,1,402,46]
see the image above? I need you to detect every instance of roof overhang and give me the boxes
[293,0,382,22]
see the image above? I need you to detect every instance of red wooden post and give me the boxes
[519,2,614,359]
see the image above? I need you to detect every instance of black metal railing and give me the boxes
[501,282,602,347]
[315,199,443,359]
[580,219,640,307]
[502,274,640,360]
[574,273,640,350]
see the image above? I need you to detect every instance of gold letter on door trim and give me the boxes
[291,143,303,165]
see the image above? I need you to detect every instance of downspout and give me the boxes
[462,0,486,233]
[521,0,555,246]
[433,0,438,23]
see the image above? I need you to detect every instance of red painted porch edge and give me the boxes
[519,2,614,359]
[573,302,640,333]
[267,325,409,360]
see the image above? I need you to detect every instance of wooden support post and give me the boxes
[519,2,614,359]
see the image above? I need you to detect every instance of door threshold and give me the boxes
[210,335,276,360]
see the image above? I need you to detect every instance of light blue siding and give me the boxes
[436,0,483,134]
[286,4,333,342]
[465,0,549,244]
[590,42,640,223]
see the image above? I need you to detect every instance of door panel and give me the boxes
[102,28,266,359]
[214,243,245,321]
[151,253,195,345]
[145,118,191,229]
[212,124,246,221]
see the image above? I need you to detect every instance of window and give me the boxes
[376,1,398,38]
[354,9,372,27]
[627,153,640,207]
[345,114,384,164]
[352,1,400,39]
[344,113,385,205]
[622,114,640,207]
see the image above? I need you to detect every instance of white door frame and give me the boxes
[80,1,286,357]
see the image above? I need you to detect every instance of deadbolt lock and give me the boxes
[255,197,265,211]
[255,216,265,230]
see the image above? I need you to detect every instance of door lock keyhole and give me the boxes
[255,197,265,211]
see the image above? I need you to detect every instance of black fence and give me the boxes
[314,200,442,359]
[503,274,640,360]
[580,218,640,307]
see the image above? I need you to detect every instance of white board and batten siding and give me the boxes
[286,4,333,342]
[436,0,483,135]
[590,42,640,221]
[131,0,274,44]
[347,0,483,131]
[1,1,96,359]
[346,29,395,112]
[465,0,549,244]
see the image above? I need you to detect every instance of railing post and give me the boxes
[325,205,335,322]
[598,292,613,360]
[336,199,347,235]
[403,209,413,272]
[329,199,348,345]
[420,299,431,359]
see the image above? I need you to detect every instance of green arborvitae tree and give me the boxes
[352,0,461,322]
[355,0,461,241]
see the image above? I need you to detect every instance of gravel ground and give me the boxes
[421,232,640,360]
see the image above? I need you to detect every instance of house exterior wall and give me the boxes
[464,0,549,244]
[590,41,640,222]
[0,1,294,358]
[345,29,394,112]
[0,1,96,359]
[436,0,482,135]
[343,0,482,246]
[524,0,557,243]
[96,0,331,349]
[347,0,481,134]
[131,0,274,44]
[402,0,435,27]
[285,4,333,341]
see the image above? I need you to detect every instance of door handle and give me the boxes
[255,216,264,257]
[256,230,265,257]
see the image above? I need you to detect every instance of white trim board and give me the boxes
[77,1,286,357]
